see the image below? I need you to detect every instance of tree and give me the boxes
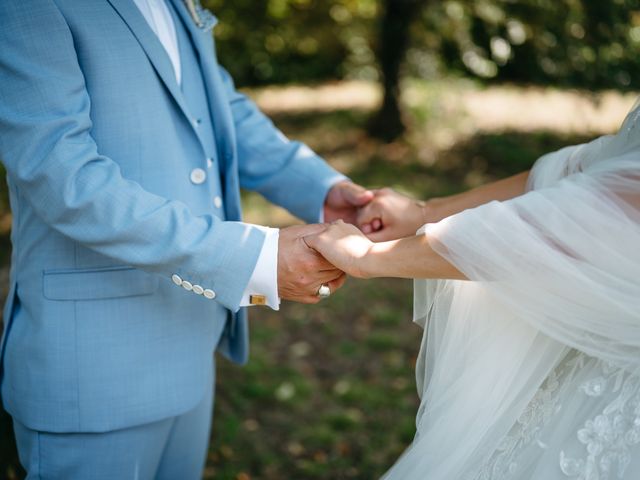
[368,0,429,142]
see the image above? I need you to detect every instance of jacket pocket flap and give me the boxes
[43,266,158,301]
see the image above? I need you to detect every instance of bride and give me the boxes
[306,102,640,479]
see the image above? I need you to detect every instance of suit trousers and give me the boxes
[12,362,215,480]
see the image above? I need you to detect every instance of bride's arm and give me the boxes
[360,171,530,241]
[305,221,466,280]
[426,171,530,221]
[363,234,465,279]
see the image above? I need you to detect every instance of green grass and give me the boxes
[0,81,597,480]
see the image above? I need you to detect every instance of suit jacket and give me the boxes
[0,0,345,433]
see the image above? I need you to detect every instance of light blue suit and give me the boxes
[0,0,345,476]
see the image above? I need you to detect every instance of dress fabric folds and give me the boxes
[385,102,640,480]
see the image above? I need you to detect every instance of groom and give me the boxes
[0,1,375,478]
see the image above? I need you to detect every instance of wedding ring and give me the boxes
[317,284,331,299]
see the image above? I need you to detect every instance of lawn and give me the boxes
[0,79,634,480]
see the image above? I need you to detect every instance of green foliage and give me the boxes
[207,0,640,90]
[204,0,379,86]
[419,0,640,89]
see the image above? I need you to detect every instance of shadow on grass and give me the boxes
[349,130,592,191]
[270,108,592,198]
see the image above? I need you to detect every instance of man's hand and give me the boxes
[357,188,430,241]
[324,181,374,224]
[278,224,347,304]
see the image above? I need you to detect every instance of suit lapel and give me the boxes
[169,0,233,155]
[106,0,192,124]
[169,0,240,212]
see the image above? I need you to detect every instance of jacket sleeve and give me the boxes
[0,1,263,311]
[218,68,348,223]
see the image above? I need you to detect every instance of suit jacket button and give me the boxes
[190,168,207,185]
[171,274,183,286]
[182,280,193,291]
[213,196,222,208]
[192,284,204,295]
[203,289,216,299]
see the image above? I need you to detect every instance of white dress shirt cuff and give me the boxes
[240,226,280,310]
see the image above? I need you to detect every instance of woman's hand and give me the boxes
[304,220,374,279]
[357,188,430,241]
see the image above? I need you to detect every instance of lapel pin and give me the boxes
[183,0,217,31]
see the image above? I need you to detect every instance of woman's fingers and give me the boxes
[356,202,385,236]
[361,218,384,234]
[302,231,322,251]
[365,229,393,242]
[305,221,348,249]
[356,202,379,226]
[303,230,337,260]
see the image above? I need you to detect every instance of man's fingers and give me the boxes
[327,273,347,293]
[371,218,383,231]
[283,294,322,305]
[309,265,344,283]
[343,182,374,206]
[282,272,347,304]
[315,256,340,272]
[299,274,346,303]
[306,244,340,272]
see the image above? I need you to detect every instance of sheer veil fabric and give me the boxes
[384,102,640,479]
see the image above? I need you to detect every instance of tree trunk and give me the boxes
[368,0,427,142]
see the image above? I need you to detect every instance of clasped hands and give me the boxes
[278,181,431,303]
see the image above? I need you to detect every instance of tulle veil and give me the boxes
[383,100,640,479]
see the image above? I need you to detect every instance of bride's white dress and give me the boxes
[384,102,640,480]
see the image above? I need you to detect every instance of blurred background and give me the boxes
[1,0,639,478]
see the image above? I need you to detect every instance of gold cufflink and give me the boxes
[249,295,267,306]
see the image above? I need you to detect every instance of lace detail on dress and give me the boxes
[473,353,640,480]
[473,351,584,480]
[559,362,640,480]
